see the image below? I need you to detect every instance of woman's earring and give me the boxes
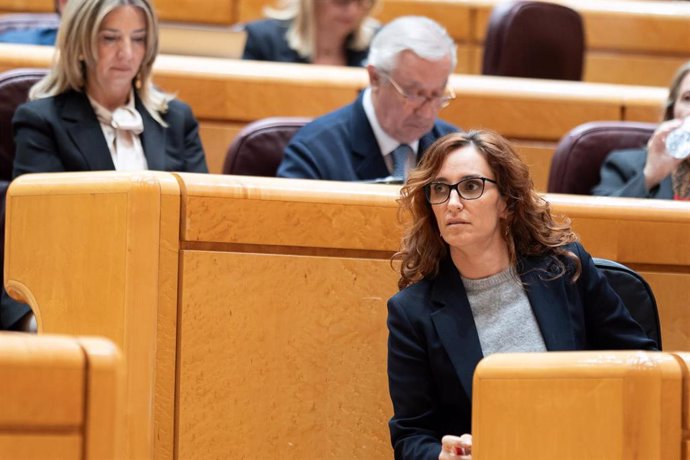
[134,73,143,90]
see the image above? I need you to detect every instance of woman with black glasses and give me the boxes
[386,130,656,460]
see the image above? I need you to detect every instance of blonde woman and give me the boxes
[12,0,208,178]
[3,0,207,332]
[242,0,378,66]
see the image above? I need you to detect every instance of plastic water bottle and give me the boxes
[666,118,690,160]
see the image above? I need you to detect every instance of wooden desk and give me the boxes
[0,44,667,190]
[5,172,690,458]
[0,333,123,459]
[473,351,686,459]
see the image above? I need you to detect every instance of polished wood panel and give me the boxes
[673,352,690,460]
[585,54,687,87]
[4,172,180,460]
[154,0,234,25]
[178,251,393,459]
[0,434,82,459]
[514,141,556,192]
[473,351,683,459]
[7,172,690,458]
[0,334,84,428]
[197,122,243,175]
[0,0,52,13]
[0,333,123,460]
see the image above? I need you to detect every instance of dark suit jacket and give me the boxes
[12,90,208,177]
[242,18,369,67]
[387,242,657,460]
[591,148,673,199]
[277,93,458,180]
[1,90,208,330]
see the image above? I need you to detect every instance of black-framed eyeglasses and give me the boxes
[380,72,455,109]
[424,177,497,204]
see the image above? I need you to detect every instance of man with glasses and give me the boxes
[277,15,458,181]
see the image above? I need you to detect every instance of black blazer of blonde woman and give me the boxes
[12,89,208,177]
[1,89,207,331]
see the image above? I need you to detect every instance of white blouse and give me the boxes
[88,91,148,171]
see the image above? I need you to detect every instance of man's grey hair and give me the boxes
[367,16,457,73]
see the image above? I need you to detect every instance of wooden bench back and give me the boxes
[473,351,687,459]
[0,332,123,459]
[4,0,685,86]
[0,44,667,189]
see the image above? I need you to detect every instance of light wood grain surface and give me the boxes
[6,172,690,458]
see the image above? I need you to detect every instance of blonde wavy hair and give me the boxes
[265,0,379,61]
[30,0,172,124]
[395,130,580,289]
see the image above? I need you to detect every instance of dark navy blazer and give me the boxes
[277,92,458,180]
[242,18,369,67]
[1,90,208,330]
[387,242,657,460]
[592,147,673,199]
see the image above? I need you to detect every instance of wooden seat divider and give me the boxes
[0,43,667,190]
[4,171,690,458]
[472,351,687,459]
[0,332,123,459]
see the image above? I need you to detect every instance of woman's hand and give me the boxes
[643,118,685,191]
[439,434,472,459]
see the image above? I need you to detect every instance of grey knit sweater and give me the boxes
[462,267,546,357]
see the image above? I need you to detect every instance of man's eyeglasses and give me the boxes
[380,72,455,109]
[329,0,373,7]
[424,177,497,204]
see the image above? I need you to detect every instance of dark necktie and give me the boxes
[391,144,413,180]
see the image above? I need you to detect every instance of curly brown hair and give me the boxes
[395,130,580,289]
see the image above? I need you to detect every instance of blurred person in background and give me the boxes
[242,0,378,66]
[593,61,690,199]
[0,0,67,45]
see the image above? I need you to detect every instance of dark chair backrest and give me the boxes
[547,121,657,194]
[222,117,311,176]
[482,1,585,80]
[0,67,48,181]
[594,258,662,349]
